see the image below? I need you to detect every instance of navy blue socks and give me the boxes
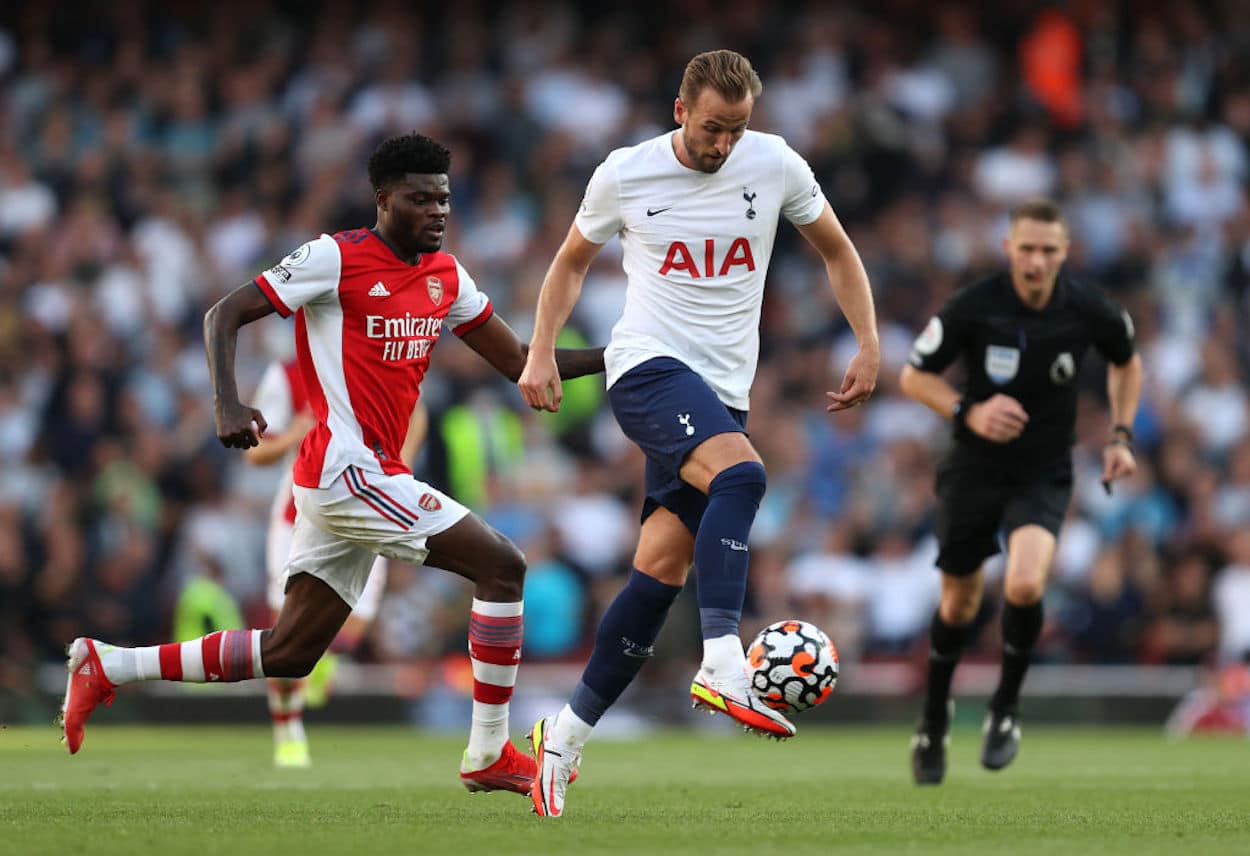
[569,568,682,726]
[694,461,766,640]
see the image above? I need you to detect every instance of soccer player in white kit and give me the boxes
[61,133,605,795]
[246,357,427,767]
[518,50,880,817]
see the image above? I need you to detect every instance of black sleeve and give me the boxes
[908,291,973,374]
[1088,288,1136,366]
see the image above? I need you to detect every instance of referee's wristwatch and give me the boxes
[1108,423,1134,449]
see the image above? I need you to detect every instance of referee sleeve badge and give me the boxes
[912,317,944,356]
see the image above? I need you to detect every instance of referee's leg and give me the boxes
[983,525,1055,768]
[997,525,1056,711]
[912,568,983,784]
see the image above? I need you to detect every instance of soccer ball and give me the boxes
[747,620,839,713]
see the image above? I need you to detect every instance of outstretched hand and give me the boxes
[215,400,267,449]
[518,350,563,413]
[826,347,879,412]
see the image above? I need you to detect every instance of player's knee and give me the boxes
[639,556,689,587]
[485,534,527,600]
[709,460,767,504]
[940,589,981,625]
[1004,576,1044,605]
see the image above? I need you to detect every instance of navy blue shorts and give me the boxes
[607,357,748,536]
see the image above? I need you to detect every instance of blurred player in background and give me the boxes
[901,198,1141,785]
[518,49,879,817]
[246,357,427,767]
[60,133,604,796]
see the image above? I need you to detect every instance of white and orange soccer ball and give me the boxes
[747,620,840,714]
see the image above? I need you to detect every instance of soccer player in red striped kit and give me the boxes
[60,133,604,794]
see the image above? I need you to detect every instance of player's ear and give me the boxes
[674,97,685,126]
[375,186,389,213]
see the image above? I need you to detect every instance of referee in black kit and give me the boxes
[900,198,1142,785]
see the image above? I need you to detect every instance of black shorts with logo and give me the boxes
[933,452,1073,576]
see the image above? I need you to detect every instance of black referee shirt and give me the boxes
[908,271,1136,468]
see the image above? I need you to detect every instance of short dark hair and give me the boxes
[367,133,451,192]
[679,49,763,106]
[1009,197,1065,227]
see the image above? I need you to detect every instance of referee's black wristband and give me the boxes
[1108,423,1134,451]
[951,398,968,429]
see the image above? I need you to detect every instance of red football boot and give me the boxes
[59,638,117,755]
[460,739,538,794]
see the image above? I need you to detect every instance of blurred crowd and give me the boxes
[3,0,1250,702]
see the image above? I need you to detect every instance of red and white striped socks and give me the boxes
[95,630,265,685]
[268,678,307,744]
[464,598,523,770]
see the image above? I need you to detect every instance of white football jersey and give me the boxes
[577,129,826,410]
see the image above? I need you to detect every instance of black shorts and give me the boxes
[933,455,1072,576]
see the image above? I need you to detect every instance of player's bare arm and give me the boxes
[204,282,277,449]
[460,312,605,385]
[1102,352,1142,485]
[244,411,316,466]
[400,400,429,467]
[519,224,605,413]
[899,365,1028,444]
[794,203,879,412]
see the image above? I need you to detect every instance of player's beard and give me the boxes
[683,128,727,173]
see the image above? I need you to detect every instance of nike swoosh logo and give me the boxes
[646,206,673,216]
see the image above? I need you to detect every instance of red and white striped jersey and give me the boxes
[253,228,492,489]
[252,358,308,524]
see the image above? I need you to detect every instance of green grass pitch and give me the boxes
[1,724,1246,855]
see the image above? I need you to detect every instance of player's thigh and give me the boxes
[1001,463,1070,598]
[423,511,524,584]
[633,505,696,586]
[1003,525,1058,603]
[266,518,294,614]
[680,432,763,494]
[934,463,1006,576]
[608,356,750,495]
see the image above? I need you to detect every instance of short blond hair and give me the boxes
[679,50,763,106]
[1009,197,1066,227]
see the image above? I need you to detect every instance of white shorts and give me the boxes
[288,466,469,609]
[266,518,389,621]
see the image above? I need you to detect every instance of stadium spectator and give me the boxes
[0,1,1249,736]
